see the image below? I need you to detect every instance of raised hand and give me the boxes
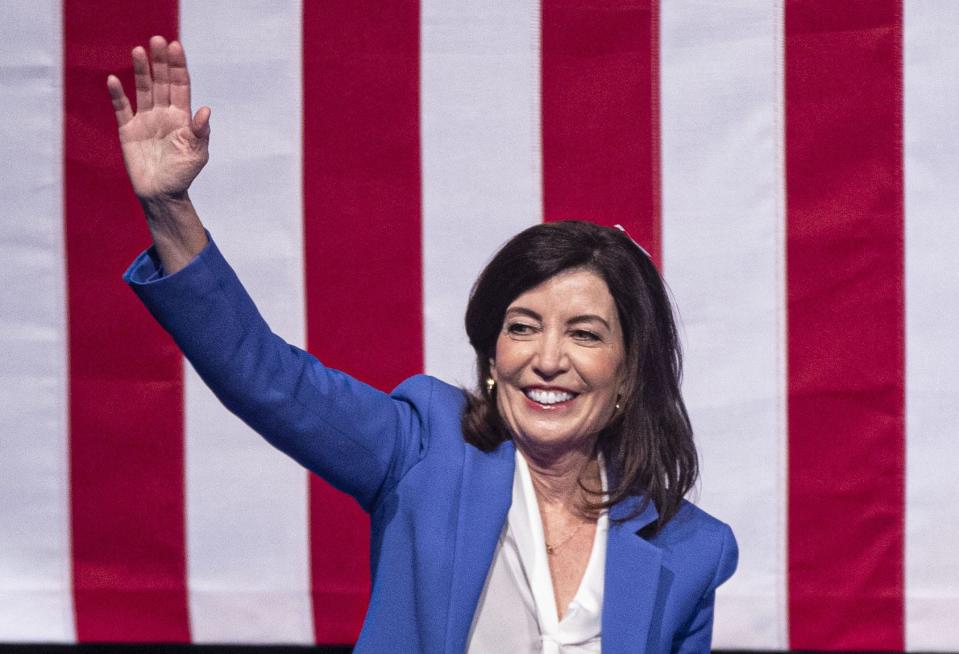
[107,36,210,201]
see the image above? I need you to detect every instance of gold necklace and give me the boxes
[545,520,587,555]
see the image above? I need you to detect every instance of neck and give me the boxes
[516,438,600,514]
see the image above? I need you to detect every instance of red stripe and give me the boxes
[786,1,905,648]
[541,0,661,264]
[64,2,190,642]
[302,2,422,644]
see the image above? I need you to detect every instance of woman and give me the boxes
[110,36,736,653]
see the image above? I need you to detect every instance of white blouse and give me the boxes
[467,451,609,653]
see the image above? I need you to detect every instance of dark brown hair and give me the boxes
[461,221,697,531]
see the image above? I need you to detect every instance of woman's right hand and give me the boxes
[107,35,210,202]
[107,35,210,273]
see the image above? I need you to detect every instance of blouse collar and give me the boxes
[510,449,609,647]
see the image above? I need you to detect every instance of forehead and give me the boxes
[507,268,618,320]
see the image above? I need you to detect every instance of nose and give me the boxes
[532,332,569,380]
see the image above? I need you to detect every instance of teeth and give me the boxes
[525,389,574,405]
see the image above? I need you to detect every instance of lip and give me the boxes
[522,384,579,394]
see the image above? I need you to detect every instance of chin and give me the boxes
[510,424,600,454]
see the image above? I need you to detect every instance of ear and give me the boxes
[488,358,498,382]
[615,378,628,407]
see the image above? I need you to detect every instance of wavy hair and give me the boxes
[461,221,697,531]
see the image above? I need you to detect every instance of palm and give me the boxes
[119,105,205,198]
[108,37,210,200]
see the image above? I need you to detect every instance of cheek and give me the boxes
[490,336,523,381]
[578,351,624,388]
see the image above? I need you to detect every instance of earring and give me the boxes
[485,377,496,395]
[615,394,622,411]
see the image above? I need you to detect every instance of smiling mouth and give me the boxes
[523,388,578,406]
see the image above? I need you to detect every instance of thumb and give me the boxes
[191,106,211,140]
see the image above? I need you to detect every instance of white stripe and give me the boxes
[659,2,787,647]
[0,1,74,642]
[179,2,313,643]
[904,3,959,649]
[420,0,542,387]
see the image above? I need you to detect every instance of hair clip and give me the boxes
[613,224,652,259]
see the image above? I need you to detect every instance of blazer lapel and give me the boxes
[602,496,663,654]
[443,439,515,653]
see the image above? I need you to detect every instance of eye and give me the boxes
[506,322,537,337]
[572,329,601,342]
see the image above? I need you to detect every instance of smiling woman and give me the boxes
[113,36,736,653]
[456,222,732,649]
[463,222,698,527]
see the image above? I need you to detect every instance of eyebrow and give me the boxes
[505,307,612,331]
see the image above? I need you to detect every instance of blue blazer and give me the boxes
[125,236,738,653]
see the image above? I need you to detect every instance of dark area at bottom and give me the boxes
[2,646,950,654]
[0,646,801,654]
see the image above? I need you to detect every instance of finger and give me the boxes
[150,35,170,107]
[106,75,134,127]
[167,40,191,112]
[132,46,153,112]
[191,106,211,140]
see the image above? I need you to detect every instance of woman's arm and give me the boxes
[125,237,426,510]
[112,38,427,510]
[671,523,738,652]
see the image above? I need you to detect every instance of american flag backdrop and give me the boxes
[1,0,958,650]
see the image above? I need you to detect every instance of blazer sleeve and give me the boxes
[123,235,429,512]
[671,522,738,653]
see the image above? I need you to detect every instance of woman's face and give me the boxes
[490,267,626,454]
